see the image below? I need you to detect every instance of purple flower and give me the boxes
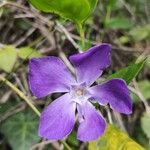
[28,44,132,141]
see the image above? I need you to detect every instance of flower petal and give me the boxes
[29,56,75,98]
[77,102,106,141]
[69,44,111,86]
[39,93,76,140]
[89,79,132,114]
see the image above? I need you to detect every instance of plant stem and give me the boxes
[0,75,41,117]
[78,23,85,50]
[104,6,111,27]
[61,141,72,150]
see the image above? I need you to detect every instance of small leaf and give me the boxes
[129,25,150,42]
[18,47,42,60]
[28,0,98,24]
[0,109,40,150]
[0,45,17,73]
[89,124,145,150]
[107,59,146,84]
[141,113,150,138]
[67,131,79,147]
[105,17,132,29]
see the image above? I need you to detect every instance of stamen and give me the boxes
[76,89,84,96]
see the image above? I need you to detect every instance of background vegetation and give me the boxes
[0,0,150,149]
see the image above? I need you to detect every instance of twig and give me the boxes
[0,91,12,103]
[133,80,150,114]
[0,75,41,116]
[12,73,27,94]
[67,33,143,53]
[129,85,150,115]
[31,140,54,150]
[14,28,36,46]
[58,49,75,75]
[0,1,54,27]
[120,0,135,21]
[113,112,127,132]
[56,21,81,52]
[34,21,75,74]
[105,106,113,124]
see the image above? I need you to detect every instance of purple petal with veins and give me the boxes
[28,43,132,141]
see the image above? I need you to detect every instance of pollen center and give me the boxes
[75,89,84,96]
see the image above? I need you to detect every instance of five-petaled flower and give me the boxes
[29,44,132,142]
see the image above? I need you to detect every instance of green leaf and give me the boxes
[28,0,98,24]
[0,100,17,115]
[141,113,150,138]
[67,131,79,147]
[105,17,132,29]
[107,59,146,84]
[0,45,17,73]
[129,24,150,42]
[89,124,145,150]
[132,80,150,103]
[86,0,98,14]
[0,109,40,150]
[18,47,42,60]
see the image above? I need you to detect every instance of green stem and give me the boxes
[61,141,72,150]
[0,75,73,150]
[0,75,41,117]
[104,6,111,27]
[78,23,85,50]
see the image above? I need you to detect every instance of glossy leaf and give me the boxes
[107,59,146,84]
[0,45,17,73]
[28,0,98,24]
[0,109,40,150]
[18,47,42,60]
[89,124,145,150]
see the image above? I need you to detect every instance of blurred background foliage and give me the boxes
[0,0,150,150]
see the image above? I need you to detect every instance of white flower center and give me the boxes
[75,88,84,97]
[70,83,91,105]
